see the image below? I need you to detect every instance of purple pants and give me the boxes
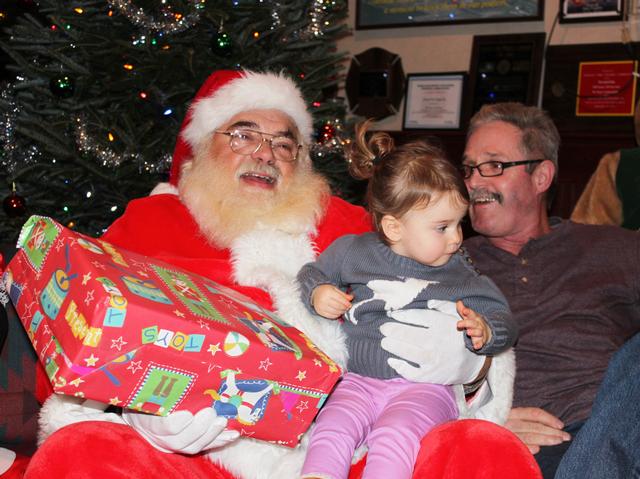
[301,372,458,479]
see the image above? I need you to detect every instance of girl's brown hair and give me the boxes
[347,119,469,243]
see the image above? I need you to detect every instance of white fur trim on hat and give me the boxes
[182,71,313,149]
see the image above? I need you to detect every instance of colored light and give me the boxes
[107,132,115,142]
[123,64,133,70]
[74,7,84,14]
[139,91,147,99]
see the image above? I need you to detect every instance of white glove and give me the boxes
[122,408,240,454]
[380,299,485,385]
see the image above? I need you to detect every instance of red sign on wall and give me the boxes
[576,60,637,116]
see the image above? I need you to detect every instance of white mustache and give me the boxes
[236,160,281,180]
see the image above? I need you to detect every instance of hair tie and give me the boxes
[367,155,381,168]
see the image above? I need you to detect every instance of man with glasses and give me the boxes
[458,102,639,478]
[22,72,538,478]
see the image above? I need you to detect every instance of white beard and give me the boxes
[177,145,330,249]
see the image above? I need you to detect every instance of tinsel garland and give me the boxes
[0,87,41,173]
[74,116,171,174]
[107,0,206,35]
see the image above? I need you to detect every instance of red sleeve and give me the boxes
[102,194,203,257]
[313,196,372,253]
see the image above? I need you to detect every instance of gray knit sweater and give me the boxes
[297,232,517,379]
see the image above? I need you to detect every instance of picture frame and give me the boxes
[402,73,466,130]
[559,0,624,23]
[575,60,637,116]
[345,47,406,120]
[542,42,640,132]
[356,0,543,29]
[466,33,546,117]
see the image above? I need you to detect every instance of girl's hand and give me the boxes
[311,285,353,319]
[456,300,491,349]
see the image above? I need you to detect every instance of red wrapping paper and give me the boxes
[3,215,342,447]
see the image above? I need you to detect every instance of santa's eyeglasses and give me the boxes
[214,129,302,163]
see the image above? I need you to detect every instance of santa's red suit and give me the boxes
[18,70,541,478]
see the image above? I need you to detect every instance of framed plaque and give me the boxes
[560,0,624,23]
[402,73,466,130]
[345,47,406,120]
[356,0,543,29]
[466,33,546,116]
[576,60,637,116]
[542,42,640,132]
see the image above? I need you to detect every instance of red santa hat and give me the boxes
[170,70,313,185]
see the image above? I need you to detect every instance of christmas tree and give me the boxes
[0,0,363,243]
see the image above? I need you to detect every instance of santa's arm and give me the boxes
[38,394,125,446]
[381,300,515,424]
[39,394,239,453]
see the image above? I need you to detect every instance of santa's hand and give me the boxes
[381,299,485,384]
[122,408,240,454]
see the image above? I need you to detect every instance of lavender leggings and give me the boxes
[301,372,458,479]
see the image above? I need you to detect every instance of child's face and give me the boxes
[389,191,467,267]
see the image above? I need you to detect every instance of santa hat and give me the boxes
[170,70,313,185]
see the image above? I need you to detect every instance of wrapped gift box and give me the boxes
[3,215,342,447]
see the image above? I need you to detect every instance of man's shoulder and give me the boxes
[314,196,371,250]
[102,192,195,248]
[324,196,368,220]
[462,234,487,253]
[114,193,192,226]
[564,219,638,242]
[124,192,184,213]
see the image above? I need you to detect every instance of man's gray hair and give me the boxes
[467,102,560,175]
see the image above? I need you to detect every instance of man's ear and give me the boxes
[533,160,555,194]
[381,215,402,243]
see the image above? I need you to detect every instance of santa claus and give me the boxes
[24,70,540,478]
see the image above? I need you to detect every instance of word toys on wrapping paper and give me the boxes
[5,215,343,446]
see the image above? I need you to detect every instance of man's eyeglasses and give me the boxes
[214,129,302,163]
[459,159,544,179]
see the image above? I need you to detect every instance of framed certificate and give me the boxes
[402,73,466,130]
[560,0,624,23]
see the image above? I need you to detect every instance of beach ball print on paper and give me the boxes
[224,331,250,357]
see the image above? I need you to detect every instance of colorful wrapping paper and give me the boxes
[3,215,342,447]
